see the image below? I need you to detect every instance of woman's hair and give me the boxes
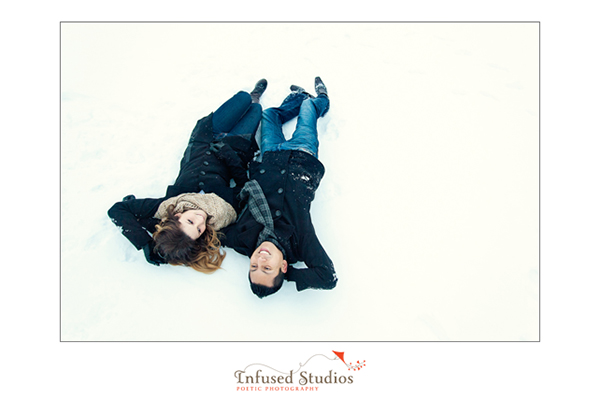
[152,204,225,273]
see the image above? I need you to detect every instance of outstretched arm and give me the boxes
[107,196,163,250]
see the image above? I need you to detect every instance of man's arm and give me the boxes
[286,224,337,291]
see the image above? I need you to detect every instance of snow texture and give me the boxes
[61,23,539,341]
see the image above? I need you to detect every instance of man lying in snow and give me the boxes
[221,77,337,298]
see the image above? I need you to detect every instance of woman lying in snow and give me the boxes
[108,79,267,273]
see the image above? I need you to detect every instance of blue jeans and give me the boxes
[212,91,262,141]
[260,92,330,158]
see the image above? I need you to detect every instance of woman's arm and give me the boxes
[107,197,163,250]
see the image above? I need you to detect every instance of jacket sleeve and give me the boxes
[219,224,241,251]
[219,208,260,258]
[286,224,337,291]
[107,197,164,250]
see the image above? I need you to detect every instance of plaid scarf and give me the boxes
[239,180,287,258]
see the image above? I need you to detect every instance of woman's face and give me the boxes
[175,210,208,240]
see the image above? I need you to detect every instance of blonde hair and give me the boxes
[152,204,226,273]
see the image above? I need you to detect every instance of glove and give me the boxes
[142,242,165,266]
[209,141,226,155]
[122,194,136,202]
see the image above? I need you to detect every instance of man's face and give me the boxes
[249,241,288,287]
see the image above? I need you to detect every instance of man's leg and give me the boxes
[281,94,330,158]
[260,91,309,152]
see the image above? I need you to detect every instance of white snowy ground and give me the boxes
[61,23,539,341]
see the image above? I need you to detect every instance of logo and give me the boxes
[332,351,367,371]
[234,350,367,392]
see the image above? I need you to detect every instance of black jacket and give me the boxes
[108,113,256,253]
[221,150,337,291]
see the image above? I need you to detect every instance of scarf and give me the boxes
[239,180,287,258]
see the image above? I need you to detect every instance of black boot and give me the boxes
[315,76,328,97]
[250,79,268,103]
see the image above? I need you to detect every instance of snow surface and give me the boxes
[61,23,539,341]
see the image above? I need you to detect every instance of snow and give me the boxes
[60,23,540,341]
[1,0,599,397]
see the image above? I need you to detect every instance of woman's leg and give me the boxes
[212,91,253,135]
[260,91,309,152]
[227,103,262,138]
[281,94,330,158]
[174,90,256,188]
[179,91,252,176]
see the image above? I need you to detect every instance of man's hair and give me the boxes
[249,269,285,298]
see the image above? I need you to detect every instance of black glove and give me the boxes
[122,194,136,202]
[209,142,248,186]
[142,242,165,266]
[209,141,226,156]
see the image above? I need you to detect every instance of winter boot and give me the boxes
[290,84,314,98]
[314,76,328,97]
[250,79,268,103]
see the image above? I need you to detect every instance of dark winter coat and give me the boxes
[107,113,256,253]
[220,150,337,292]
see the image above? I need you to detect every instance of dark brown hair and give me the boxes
[152,205,225,273]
